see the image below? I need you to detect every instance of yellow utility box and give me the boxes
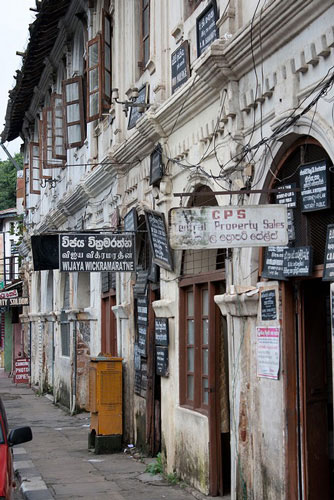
[88,356,123,453]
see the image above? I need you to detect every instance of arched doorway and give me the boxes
[265,138,334,499]
[178,185,230,496]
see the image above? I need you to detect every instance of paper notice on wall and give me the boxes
[256,326,280,379]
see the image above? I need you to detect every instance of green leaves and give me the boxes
[0,153,23,211]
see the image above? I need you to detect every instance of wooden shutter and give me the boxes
[63,77,85,149]
[102,10,112,111]
[23,164,29,207]
[29,142,41,194]
[42,107,64,168]
[87,35,102,122]
[51,93,66,160]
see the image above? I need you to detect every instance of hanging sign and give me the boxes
[14,358,30,384]
[150,146,164,185]
[299,160,329,212]
[262,246,289,281]
[275,183,297,208]
[136,295,148,325]
[196,2,218,57]
[156,346,169,376]
[138,324,147,356]
[261,290,277,321]
[323,224,334,281]
[170,205,288,249]
[0,290,18,300]
[133,270,149,297]
[59,233,135,272]
[128,84,149,130]
[155,318,169,346]
[123,207,138,232]
[171,40,190,94]
[282,246,313,277]
[145,210,173,271]
[0,296,29,307]
[256,326,280,379]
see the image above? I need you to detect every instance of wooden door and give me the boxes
[101,293,117,355]
[300,280,332,499]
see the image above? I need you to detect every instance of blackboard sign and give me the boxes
[134,369,142,395]
[133,270,148,297]
[287,209,295,242]
[136,295,148,325]
[134,343,141,370]
[156,346,168,377]
[261,290,277,321]
[124,207,137,232]
[171,40,190,94]
[145,210,173,271]
[262,246,289,281]
[196,2,218,57]
[59,233,135,272]
[138,324,147,356]
[323,224,334,281]
[155,318,169,346]
[283,246,313,277]
[275,183,297,208]
[150,145,164,185]
[32,234,59,270]
[299,160,329,212]
[128,84,149,130]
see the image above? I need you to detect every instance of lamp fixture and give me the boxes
[40,178,58,189]
[112,87,150,117]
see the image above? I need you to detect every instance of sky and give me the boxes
[0,0,36,161]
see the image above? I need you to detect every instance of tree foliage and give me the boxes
[0,153,23,211]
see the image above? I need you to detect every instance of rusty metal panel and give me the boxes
[169,205,288,249]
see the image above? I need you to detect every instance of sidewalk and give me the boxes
[0,370,219,500]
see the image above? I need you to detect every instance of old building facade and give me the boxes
[2,0,334,498]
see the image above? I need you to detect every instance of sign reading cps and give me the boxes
[59,233,135,272]
[169,205,288,249]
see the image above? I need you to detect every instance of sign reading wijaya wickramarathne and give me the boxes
[59,233,135,272]
[169,205,288,249]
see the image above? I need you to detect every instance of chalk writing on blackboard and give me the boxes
[283,246,313,277]
[145,210,173,271]
[299,160,329,212]
[155,318,169,346]
[261,289,277,321]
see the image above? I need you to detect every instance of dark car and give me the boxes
[0,397,32,500]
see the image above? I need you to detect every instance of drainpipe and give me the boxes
[71,319,77,414]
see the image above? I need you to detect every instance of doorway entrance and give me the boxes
[296,279,333,499]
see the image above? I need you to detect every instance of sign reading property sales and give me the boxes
[59,233,135,272]
[169,205,288,249]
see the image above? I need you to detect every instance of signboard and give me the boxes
[262,246,289,280]
[171,40,190,94]
[261,290,277,321]
[275,183,297,208]
[323,224,334,281]
[133,270,148,297]
[155,318,169,346]
[138,324,147,356]
[128,84,149,130]
[169,205,288,249]
[14,358,30,384]
[156,346,169,377]
[282,246,313,277]
[31,234,59,270]
[196,2,218,57]
[59,233,135,272]
[331,283,334,336]
[136,295,148,325]
[145,210,173,271]
[256,326,280,379]
[123,207,137,232]
[0,290,18,300]
[0,297,29,307]
[287,209,295,242]
[150,145,164,186]
[299,160,329,212]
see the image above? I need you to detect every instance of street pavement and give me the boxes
[0,369,220,500]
